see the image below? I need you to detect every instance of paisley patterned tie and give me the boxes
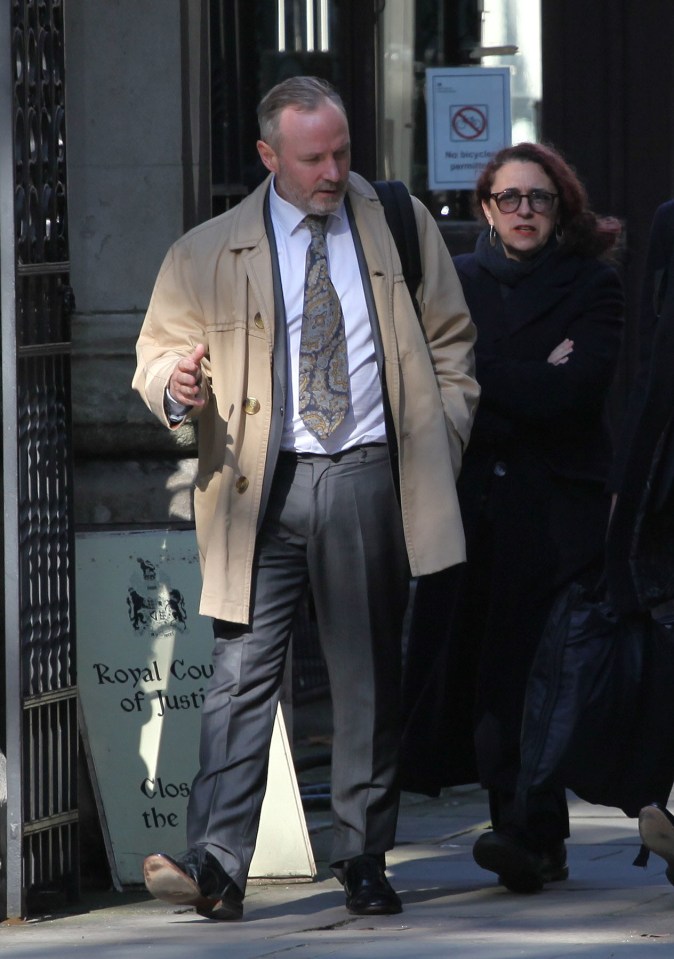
[299,215,349,439]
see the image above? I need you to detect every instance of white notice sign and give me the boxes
[426,67,512,190]
[77,528,315,888]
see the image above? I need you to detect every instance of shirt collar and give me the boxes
[269,177,346,236]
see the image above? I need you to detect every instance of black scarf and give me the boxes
[475,228,561,287]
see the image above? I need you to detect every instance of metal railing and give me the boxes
[1,0,77,919]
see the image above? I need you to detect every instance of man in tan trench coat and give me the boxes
[133,76,478,921]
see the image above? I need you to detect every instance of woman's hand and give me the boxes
[547,338,574,366]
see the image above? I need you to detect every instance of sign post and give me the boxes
[426,66,512,190]
[77,528,316,888]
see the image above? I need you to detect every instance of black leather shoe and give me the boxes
[473,830,568,894]
[143,846,244,920]
[639,803,674,886]
[343,855,402,915]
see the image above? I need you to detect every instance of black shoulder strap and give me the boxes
[372,179,422,318]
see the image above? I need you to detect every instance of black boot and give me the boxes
[473,828,568,893]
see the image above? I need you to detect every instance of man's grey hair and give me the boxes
[257,76,347,150]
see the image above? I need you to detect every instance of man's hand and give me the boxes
[547,338,574,366]
[169,343,207,407]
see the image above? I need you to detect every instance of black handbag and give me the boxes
[518,581,674,819]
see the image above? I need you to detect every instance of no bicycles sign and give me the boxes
[426,67,511,190]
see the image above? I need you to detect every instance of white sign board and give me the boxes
[426,67,512,190]
[77,528,315,888]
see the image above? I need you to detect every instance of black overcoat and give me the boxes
[607,200,674,613]
[400,242,624,796]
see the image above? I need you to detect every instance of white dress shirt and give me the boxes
[269,179,386,453]
[166,181,388,450]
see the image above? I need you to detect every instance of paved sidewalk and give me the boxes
[2,785,674,958]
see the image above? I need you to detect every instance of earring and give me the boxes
[489,224,497,247]
[555,222,564,241]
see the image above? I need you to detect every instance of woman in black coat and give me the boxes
[401,142,624,892]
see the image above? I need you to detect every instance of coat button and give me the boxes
[243,397,260,415]
[254,313,264,329]
[493,461,507,477]
[235,476,249,493]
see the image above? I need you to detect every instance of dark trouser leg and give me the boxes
[489,785,570,848]
[186,458,310,892]
[305,446,409,872]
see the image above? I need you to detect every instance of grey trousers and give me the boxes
[186,444,410,891]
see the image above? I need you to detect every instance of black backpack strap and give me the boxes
[372,179,422,318]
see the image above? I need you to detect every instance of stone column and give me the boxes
[65,0,209,524]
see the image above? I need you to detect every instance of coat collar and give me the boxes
[229,176,271,251]
[228,171,383,251]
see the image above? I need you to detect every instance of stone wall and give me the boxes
[66,0,197,525]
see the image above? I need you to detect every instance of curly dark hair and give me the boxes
[475,142,621,258]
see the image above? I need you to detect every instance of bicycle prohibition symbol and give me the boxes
[451,105,488,141]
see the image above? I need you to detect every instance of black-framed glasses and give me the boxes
[489,189,559,214]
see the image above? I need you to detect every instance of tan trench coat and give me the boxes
[133,172,479,623]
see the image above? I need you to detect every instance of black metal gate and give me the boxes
[1,0,77,919]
